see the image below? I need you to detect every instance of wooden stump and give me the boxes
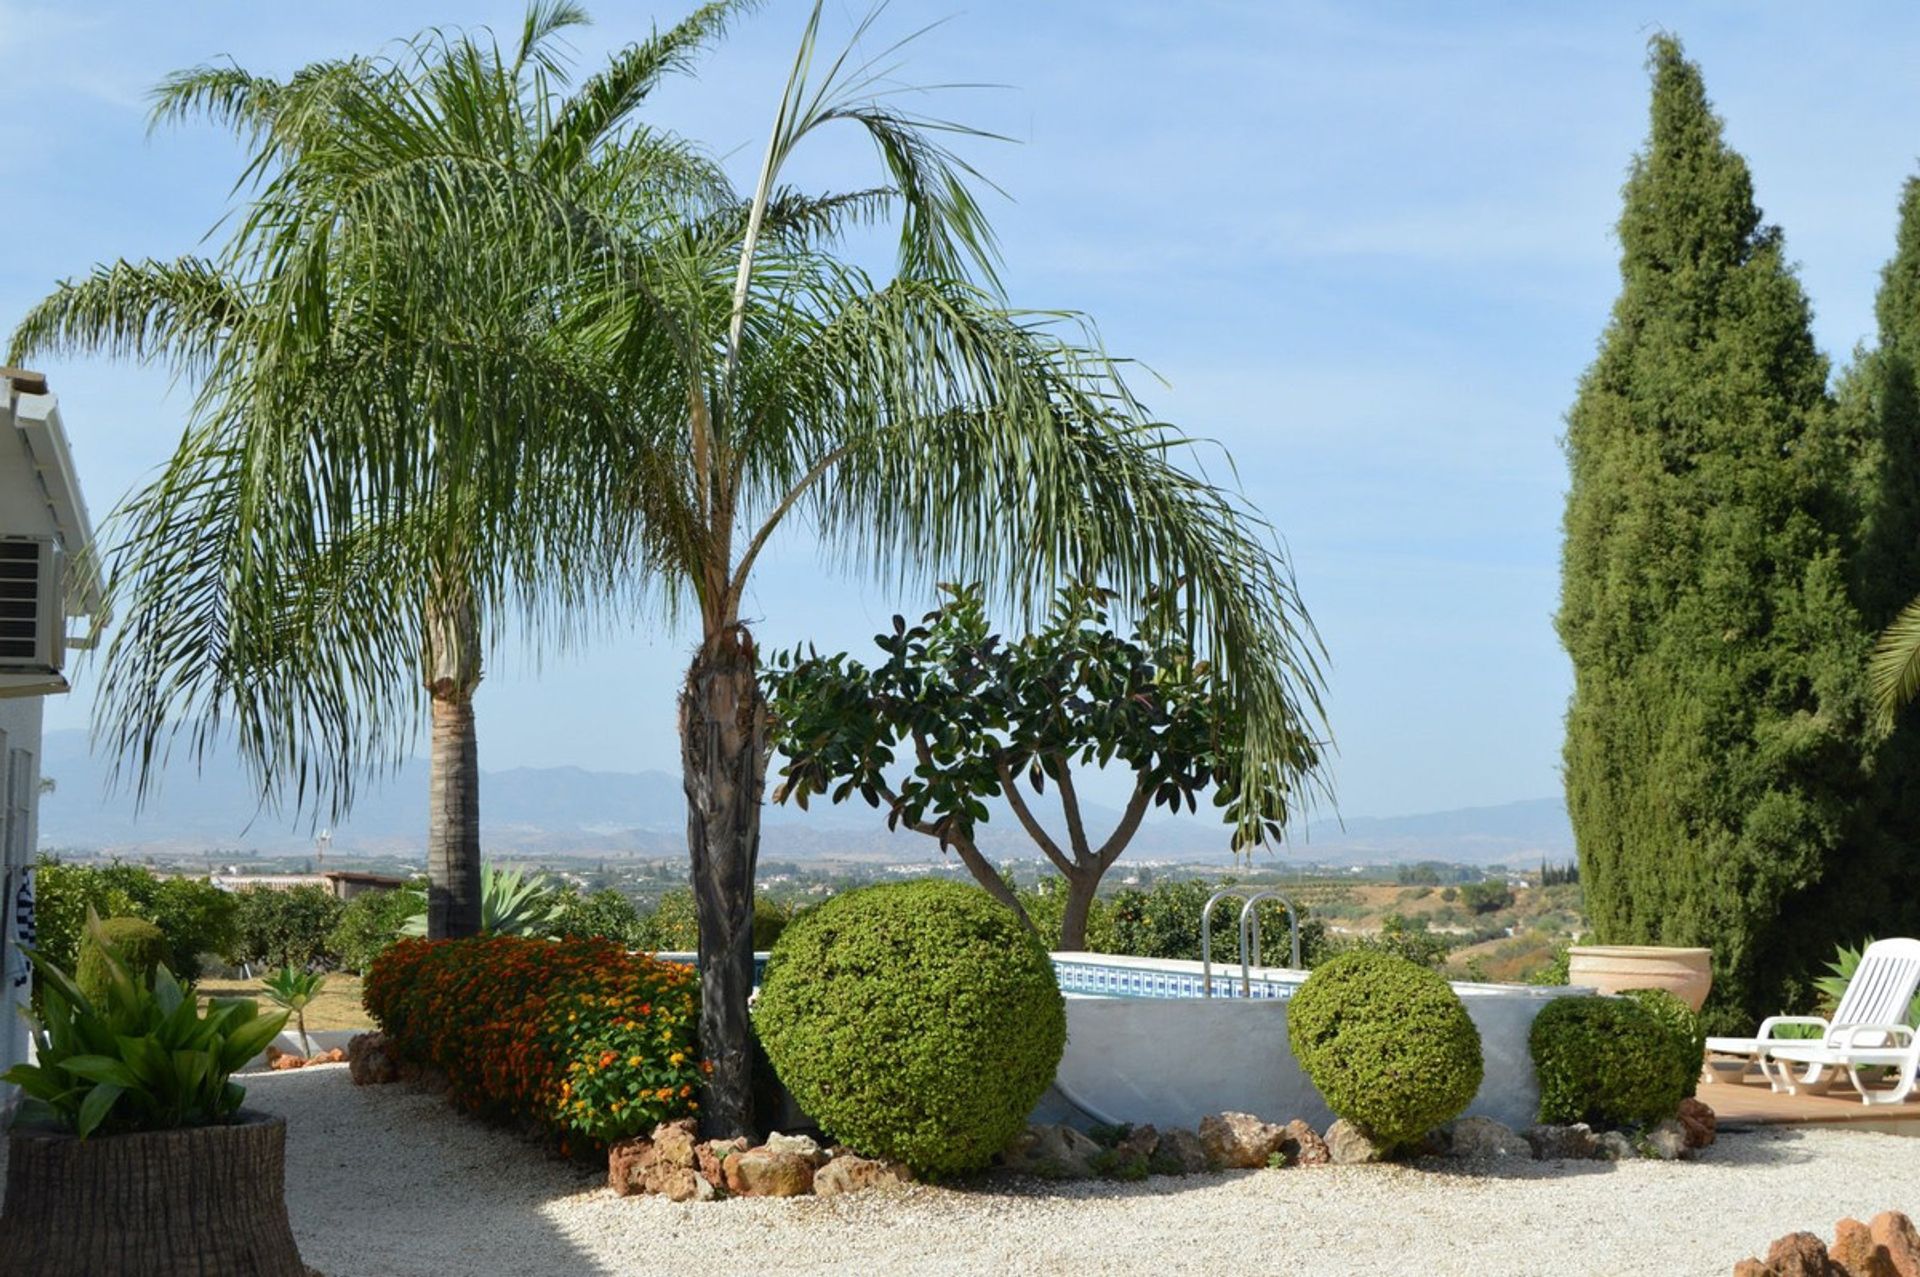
[0,1110,309,1276]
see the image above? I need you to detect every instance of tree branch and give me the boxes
[1095,778,1154,871]
[872,771,1036,934]
[995,756,1076,877]
[1052,757,1093,863]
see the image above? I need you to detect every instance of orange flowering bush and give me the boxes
[364,935,703,1146]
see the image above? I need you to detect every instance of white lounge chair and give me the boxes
[1703,937,1920,1103]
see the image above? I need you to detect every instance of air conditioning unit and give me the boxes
[0,538,61,676]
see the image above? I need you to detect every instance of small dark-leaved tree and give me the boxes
[767,583,1319,950]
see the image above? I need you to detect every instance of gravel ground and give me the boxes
[7,1065,1917,1276]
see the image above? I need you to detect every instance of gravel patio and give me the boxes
[7,1064,1915,1276]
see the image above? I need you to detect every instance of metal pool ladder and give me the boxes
[1200,887,1302,998]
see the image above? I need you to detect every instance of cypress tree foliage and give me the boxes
[1558,37,1873,1032]
[1825,178,1920,954]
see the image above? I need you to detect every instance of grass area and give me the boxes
[198,973,371,1031]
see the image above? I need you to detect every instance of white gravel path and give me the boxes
[8,1064,1917,1276]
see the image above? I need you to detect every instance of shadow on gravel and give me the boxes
[239,1065,622,1277]
[1407,1126,1829,1182]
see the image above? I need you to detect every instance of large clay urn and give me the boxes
[1566,944,1713,1011]
[0,1110,308,1276]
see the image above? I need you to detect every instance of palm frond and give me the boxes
[1872,593,1920,722]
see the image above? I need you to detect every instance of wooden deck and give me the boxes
[1700,1060,1920,1133]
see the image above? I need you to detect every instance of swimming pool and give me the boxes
[1038,951,1592,1132]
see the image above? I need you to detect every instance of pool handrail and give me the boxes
[1199,887,1252,998]
[1236,890,1302,990]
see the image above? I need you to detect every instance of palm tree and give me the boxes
[562,3,1330,1137]
[8,3,743,938]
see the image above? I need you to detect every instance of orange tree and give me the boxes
[768,583,1319,949]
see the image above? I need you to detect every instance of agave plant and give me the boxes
[3,912,288,1137]
[399,865,564,940]
[1815,939,1920,1027]
[260,966,329,1058]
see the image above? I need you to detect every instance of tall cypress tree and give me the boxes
[1558,37,1872,1031]
[1825,179,1920,952]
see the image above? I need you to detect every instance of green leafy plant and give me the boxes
[31,858,238,983]
[1530,995,1690,1129]
[75,916,168,1006]
[1286,949,1484,1153]
[755,881,1067,1177]
[768,582,1322,950]
[4,914,287,1138]
[550,888,644,947]
[260,966,329,1057]
[399,866,563,940]
[328,886,427,974]
[231,885,345,970]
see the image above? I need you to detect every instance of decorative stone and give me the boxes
[1199,1112,1287,1169]
[1115,1124,1159,1163]
[1870,1212,1920,1277]
[724,1148,816,1197]
[1593,1130,1635,1161]
[695,1138,749,1190]
[1644,1118,1690,1161]
[764,1132,828,1167]
[1676,1097,1717,1150]
[1524,1123,1598,1161]
[346,1032,401,1086]
[998,1123,1102,1179]
[1760,1231,1840,1277]
[1149,1127,1211,1176]
[1831,1217,1898,1277]
[1277,1119,1330,1167]
[608,1119,704,1199]
[1445,1116,1525,1161]
[650,1118,699,1168]
[268,1051,306,1071]
[814,1153,914,1196]
[1325,1119,1385,1165]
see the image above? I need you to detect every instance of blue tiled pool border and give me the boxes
[1050,957,1298,1001]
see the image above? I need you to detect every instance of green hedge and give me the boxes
[755,881,1066,1177]
[76,917,169,1005]
[1620,987,1706,1101]
[31,858,236,981]
[1286,949,1483,1151]
[1529,994,1690,1128]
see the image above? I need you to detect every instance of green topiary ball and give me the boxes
[1529,994,1690,1128]
[1286,949,1483,1151]
[754,880,1066,1177]
[76,916,170,1005]
[1619,987,1706,1101]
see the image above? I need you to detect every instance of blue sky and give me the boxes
[7,2,1920,822]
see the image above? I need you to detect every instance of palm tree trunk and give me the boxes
[425,583,483,940]
[680,623,768,1140]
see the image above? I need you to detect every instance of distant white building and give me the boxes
[1,369,104,1096]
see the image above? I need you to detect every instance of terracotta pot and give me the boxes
[1567,945,1713,1012]
[0,1110,308,1276]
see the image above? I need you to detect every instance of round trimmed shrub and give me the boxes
[1286,949,1483,1151]
[76,916,169,1004]
[1529,994,1689,1129]
[1620,987,1706,1100]
[754,880,1066,1177]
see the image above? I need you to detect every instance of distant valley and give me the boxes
[36,729,1572,868]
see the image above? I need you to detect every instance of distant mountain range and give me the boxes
[35,729,1572,867]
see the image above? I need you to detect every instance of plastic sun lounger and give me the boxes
[1702,937,1920,1098]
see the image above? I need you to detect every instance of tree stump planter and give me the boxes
[0,1110,309,1276]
